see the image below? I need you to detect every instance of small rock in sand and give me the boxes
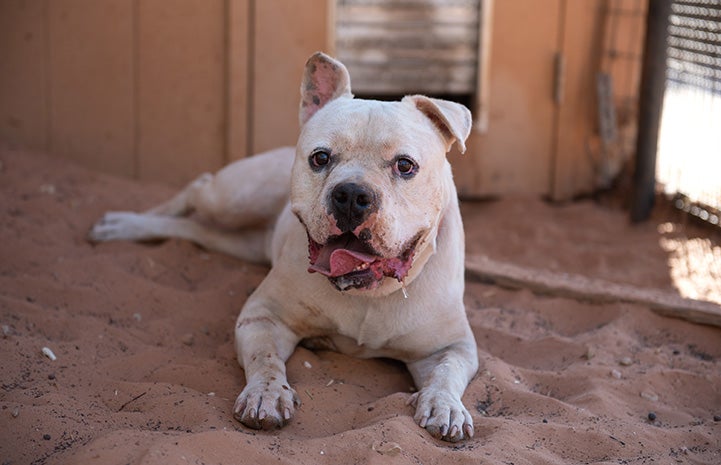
[181,333,195,346]
[640,391,659,402]
[372,441,402,456]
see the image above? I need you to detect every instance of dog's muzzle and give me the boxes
[303,182,419,291]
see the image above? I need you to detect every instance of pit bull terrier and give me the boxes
[89,52,479,442]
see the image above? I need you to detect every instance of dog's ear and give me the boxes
[300,52,353,126]
[403,95,472,154]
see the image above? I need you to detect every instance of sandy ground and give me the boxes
[1,147,720,465]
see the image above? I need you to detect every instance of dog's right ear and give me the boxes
[299,52,353,126]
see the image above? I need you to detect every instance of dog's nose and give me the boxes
[329,182,377,232]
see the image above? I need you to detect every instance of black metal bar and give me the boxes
[630,0,673,223]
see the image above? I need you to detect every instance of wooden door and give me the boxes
[451,0,563,198]
[452,0,622,200]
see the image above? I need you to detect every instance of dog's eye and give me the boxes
[394,156,418,178]
[309,150,331,170]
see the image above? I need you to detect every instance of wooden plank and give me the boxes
[137,0,226,186]
[337,4,478,24]
[48,0,135,177]
[0,0,48,152]
[252,0,331,153]
[549,0,605,200]
[465,254,721,328]
[337,31,478,53]
[226,0,250,161]
[342,64,476,94]
[473,0,494,133]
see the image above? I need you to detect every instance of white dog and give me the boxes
[90,52,478,442]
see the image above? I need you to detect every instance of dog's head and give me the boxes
[291,52,472,295]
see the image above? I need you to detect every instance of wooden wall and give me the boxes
[451,0,646,199]
[1,0,236,185]
[0,0,646,198]
[1,1,51,157]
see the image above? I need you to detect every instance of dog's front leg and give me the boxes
[233,300,301,430]
[407,339,479,442]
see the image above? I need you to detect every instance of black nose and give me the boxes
[329,182,378,232]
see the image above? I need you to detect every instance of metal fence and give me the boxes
[657,0,721,225]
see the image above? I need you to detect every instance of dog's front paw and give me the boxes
[233,380,300,430]
[408,389,474,442]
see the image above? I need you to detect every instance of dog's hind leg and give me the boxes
[145,173,214,218]
[145,147,295,230]
[89,147,294,262]
[88,212,271,263]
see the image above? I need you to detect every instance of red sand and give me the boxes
[1,148,719,464]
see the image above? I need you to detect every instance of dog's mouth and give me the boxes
[307,232,416,291]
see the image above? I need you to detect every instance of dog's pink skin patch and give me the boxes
[307,238,322,265]
[377,253,415,282]
[301,57,345,123]
[310,62,340,104]
[352,213,378,238]
[306,216,342,265]
[327,214,343,236]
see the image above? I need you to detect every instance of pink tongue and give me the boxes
[310,248,377,277]
[328,249,376,277]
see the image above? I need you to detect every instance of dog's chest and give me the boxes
[306,320,415,361]
[331,299,415,355]
[355,307,388,348]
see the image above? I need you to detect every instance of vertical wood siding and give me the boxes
[0,0,646,198]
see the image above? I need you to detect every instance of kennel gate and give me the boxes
[656,0,721,226]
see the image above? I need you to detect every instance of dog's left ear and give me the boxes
[300,52,353,126]
[403,95,472,154]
